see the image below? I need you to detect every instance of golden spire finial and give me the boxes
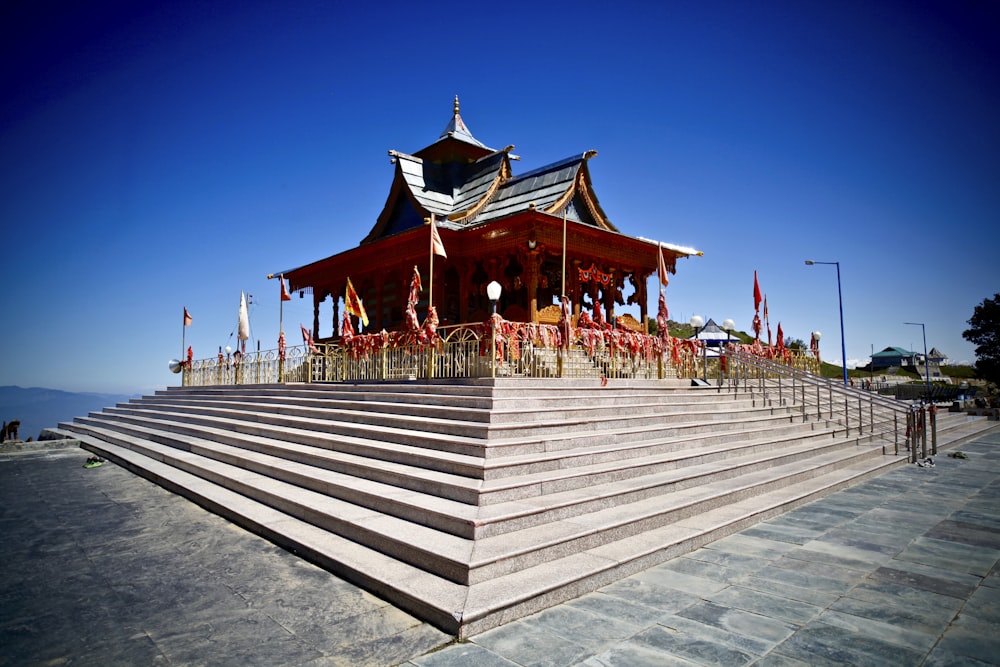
[453,95,460,116]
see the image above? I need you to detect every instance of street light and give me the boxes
[487,280,502,315]
[904,322,931,399]
[805,260,848,385]
[722,318,735,346]
[487,281,502,378]
[690,315,705,381]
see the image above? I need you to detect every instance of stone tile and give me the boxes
[895,536,1000,577]
[408,642,520,666]
[923,646,997,667]
[774,620,924,666]
[676,600,798,647]
[682,546,770,575]
[870,563,980,599]
[770,552,869,584]
[597,576,703,614]
[740,522,823,546]
[926,518,1000,548]
[737,575,842,608]
[844,579,963,626]
[148,612,326,667]
[564,591,671,629]
[579,642,702,666]
[815,607,938,653]
[951,509,1000,531]
[749,562,857,596]
[661,612,784,656]
[701,532,797,561]
[933,622,1000,665]
[656,554,752,585]
[955,585,1000,626]
[706,585,821,625]
[750,652,814,667]
[786,539,891,571]
[631,624,756,666]
[472,621,593,667]
[528,604,639,652]
[632,563,729,597]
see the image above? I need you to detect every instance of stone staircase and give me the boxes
[51,379,995,637]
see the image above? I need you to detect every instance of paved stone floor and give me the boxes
[2,429,999,666]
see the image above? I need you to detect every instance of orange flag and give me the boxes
[657,244,669,290]
[753,271,762,313]
[430,214,447,258]
[345,278,369,327]
[183,307,192,326]
[280,275,292,301]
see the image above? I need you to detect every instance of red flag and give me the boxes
[280,275,292,302]
[300,323,319,354]
[777,322,785,350]
[657,244,669,290]
[344,278,369,327]
[430,214,447,258]
[183,307,192,326]
[753,271,762,313]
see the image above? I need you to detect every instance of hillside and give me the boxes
[0,386,135,442]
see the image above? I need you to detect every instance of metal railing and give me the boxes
[181,321,821,393]
[722,347,932,461]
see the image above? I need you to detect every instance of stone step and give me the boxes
[53,379,997,640]
[60,423,889,587]
[62,412,868,542]
[135,389,780,426]
[75,402,838,484]
[55,428,905,638]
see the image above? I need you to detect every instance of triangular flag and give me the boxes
[345,278,369,327]
[657,244,669,291]
[430,214,447,258]
[280,275,292,302]
[238,292,250,341]
[300,323,319,354]
[753,271,762,313]
[183,307,192,327]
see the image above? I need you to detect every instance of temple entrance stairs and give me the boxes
[51,379,996,638]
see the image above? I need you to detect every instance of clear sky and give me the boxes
[2,0,997,395]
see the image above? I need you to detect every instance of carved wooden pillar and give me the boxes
[637,270,651,332]
[459,261,471,323]
[333,296,340,338]
[526,249,541,323]
[312,291,322,339]
[572,259,582,316]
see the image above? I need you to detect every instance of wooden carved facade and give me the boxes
[282,98,700,340]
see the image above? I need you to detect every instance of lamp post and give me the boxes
[722,318,735,347]
[487,281,502,378]
[904,322,931,399]
[690,315,705,381]
[805,260,848,385]
[722,318,735,383]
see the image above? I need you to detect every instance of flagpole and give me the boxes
[428,217,434,313]
[181,308,186,361]
[561,208,567,299]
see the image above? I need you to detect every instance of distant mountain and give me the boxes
[0,386,136,442]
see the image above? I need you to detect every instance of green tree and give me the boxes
[786,337,806,351]
[963,293,1000,386]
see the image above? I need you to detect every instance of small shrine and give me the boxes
[282,97,701,340]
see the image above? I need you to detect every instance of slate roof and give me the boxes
[363,100,621,243]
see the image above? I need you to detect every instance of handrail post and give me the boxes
[920,405,928,460]
[930,404,938,455]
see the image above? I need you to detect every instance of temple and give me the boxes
[283,97,701,340]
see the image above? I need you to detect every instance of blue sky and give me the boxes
[2,0,997,394]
